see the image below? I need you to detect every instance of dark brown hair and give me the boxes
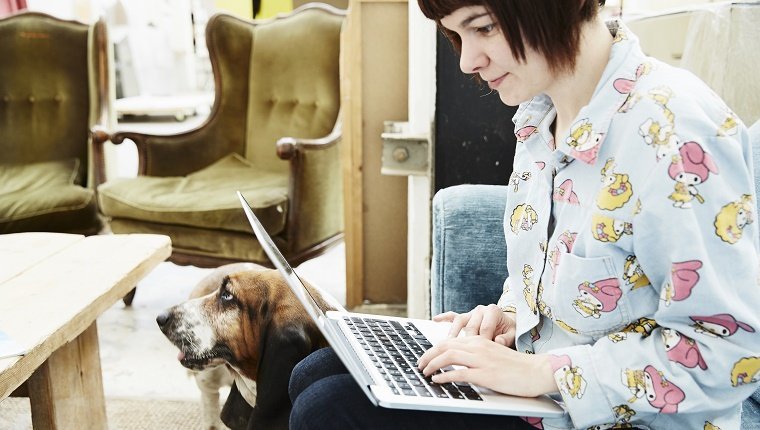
[417,0,605,74]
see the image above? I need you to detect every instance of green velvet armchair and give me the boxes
[96,4,345,269]
[0,12,110,235]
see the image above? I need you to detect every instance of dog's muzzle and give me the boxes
[156,307,229,371]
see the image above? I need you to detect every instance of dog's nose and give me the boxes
[156,310,172,329]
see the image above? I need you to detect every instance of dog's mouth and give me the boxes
[176,345,232,371]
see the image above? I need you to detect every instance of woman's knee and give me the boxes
[288,347,343,403]
[290,374,356,430]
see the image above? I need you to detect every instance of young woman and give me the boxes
[288,1,760,429]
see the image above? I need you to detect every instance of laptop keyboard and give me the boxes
[343,316,483,401]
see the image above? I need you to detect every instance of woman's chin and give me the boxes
[498,91,530,107]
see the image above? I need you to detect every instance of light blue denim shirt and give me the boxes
[499,21,760,430]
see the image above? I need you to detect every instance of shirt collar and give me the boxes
[513,20,648,166]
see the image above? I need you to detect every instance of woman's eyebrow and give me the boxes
[460,12,491,28]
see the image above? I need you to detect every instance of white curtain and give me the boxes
[681,2,760,125]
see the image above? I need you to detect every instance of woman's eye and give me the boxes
[476,24,495,34]
[221,291,234,302]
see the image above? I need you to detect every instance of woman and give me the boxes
[289,1,760,428]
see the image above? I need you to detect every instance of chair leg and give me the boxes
[122,287,137,306]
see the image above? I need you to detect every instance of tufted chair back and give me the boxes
[0,12,109,235]
[243,9,341,172]
[96,4,345,274]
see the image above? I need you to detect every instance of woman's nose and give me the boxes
[459,40,486,75]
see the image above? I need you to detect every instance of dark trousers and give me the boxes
[288,347,536,430]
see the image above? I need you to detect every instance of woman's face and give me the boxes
[440,6,555,106]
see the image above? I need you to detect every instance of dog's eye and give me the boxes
[220,291,234,302]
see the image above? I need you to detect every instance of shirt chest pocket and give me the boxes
[549,253,632,337]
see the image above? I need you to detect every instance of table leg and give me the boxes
[27,322,108,429]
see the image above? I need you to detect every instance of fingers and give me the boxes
[432,311,458,322]
[494,333,515,347]
[419,346,474,377]
[462,310,483,337]
[478,304,502,340]
[447,312,471,338]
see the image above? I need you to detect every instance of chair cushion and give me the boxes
[98,153,289,235]
[0,158,101,234]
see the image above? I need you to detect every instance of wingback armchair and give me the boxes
[96,4,345,268]
[0,12,110,235]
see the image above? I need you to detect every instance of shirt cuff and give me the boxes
[547,345,616,429]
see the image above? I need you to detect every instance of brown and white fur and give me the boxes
[156,263,339,429]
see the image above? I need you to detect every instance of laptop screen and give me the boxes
[237,191,328,325]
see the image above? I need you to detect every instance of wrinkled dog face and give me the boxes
[157,273,265,373]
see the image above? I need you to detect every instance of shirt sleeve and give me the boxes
[498,277,519,313]
[547,125,760,428]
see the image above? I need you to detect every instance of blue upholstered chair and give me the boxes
[430,121,760,428]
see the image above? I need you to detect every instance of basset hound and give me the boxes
[156,263,339,430]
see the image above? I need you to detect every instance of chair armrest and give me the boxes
[278,113,344,254]
[103,114,245,178]
[431,184,509,315]
[90,125,111,187]
[276,110,343,160]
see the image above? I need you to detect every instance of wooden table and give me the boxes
[0,233,171,429]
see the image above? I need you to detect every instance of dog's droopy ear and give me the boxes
[220,382,254,430]
[247,324,316,429]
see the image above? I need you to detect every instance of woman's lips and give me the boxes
[488,73,509,89]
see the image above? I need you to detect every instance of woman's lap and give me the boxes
[289,347,535,430]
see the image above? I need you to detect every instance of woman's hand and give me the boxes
[416,336,558,398]
[434,304,516,347]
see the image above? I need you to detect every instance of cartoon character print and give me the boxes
[592,214,633,243]
[668,142,719,208]
[643,365,685,413]
[612,25,628,43]
[529,325,541,343]
[731,356,760,387]
[639,118,680,160]
[553,179,580,205]
[521,416,544,429]
[587,404,639,429]
[622,368,647,403]
[718,110,739,137]
[608,332,628,343]
[633,199,642,215]
[714,194,755,244]
[623,255,650,290]
[614,62,652,113]
[622,366,686,413]
[597,158,634,210]
[661,328,708,370]
[572,278,623,319]
[536,281,552,318]
[661,260,702,306]
[611,320,664,343]
[510,170,532,192]
[510,203,538,234]
[556,319,579,334]
[522,265,538,314]
[613,404,637,424]
[549,355,587,399]
[638,87,681,160]
[705,422,722,430]
[548,231,577,281]
[690,313,756,338]
[566,118,605,164]
[515,125,538,143]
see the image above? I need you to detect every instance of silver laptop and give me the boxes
[237,191,565,418]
